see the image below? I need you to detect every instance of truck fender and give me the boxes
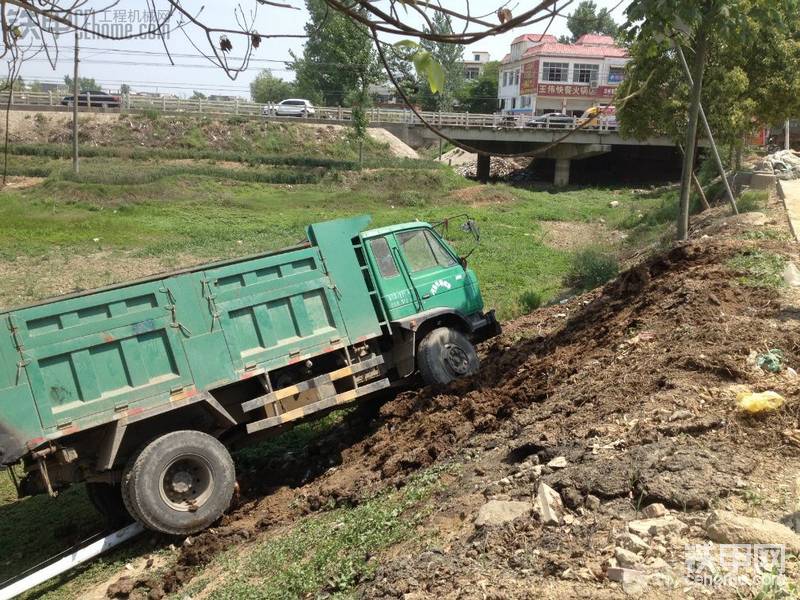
[391,309,472,378]
[95,393,236,472]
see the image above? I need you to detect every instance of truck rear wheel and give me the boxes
[122,430,235,535]
[417,327,479,386]
[86,482,132,528]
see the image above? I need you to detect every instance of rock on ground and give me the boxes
[474,500,533,527]
[704,510,800,554]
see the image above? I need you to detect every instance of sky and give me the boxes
[15,0,631,98]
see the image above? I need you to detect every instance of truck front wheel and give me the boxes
[122,430,236,535]
[417,327,479,386]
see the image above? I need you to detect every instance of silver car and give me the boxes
[266,98,315,117]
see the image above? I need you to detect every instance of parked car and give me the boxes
[60,91,121,108]
[269,98,315,117]
[525,112,575,129]
[579,105,617,129]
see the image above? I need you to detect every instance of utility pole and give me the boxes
[72,29,79,174]
[786,119,791,151]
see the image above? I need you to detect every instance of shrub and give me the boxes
[140,109,160,121]
[518,290,542,313]
[566,246,620,291]
[737,190,768,213]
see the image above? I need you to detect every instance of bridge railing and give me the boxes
[0,91,619,132]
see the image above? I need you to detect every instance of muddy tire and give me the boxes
[121,430,235,536]
[417,327,479,386]
[86,482,132,528]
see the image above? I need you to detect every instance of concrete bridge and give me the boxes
[379,121,687,185]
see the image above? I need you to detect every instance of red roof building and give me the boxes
[498,32,629,115]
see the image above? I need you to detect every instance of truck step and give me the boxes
[240,355,385,413]
[245,377,390,434]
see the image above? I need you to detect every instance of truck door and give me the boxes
[365,228,466,321]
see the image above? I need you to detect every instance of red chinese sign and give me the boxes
[520,60,538,95]
[536,83,616,98]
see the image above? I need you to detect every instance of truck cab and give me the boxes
[361,221,499,386]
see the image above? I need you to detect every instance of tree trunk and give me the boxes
[677,29,708,240]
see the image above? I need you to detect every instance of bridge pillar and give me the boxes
[477,154,490,183]
[554,158,570,186]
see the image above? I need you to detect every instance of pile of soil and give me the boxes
[111,202,800,598]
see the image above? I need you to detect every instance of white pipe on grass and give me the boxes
[0,522,144,600]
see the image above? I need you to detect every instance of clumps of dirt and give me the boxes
[539,220,627,251]
[446,185,517,207]
[127,225,800,597]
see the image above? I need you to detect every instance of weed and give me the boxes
[565,246,620,291]
[738,190,769,213]
[518,290,543,313]
[727,250,786,288]
[205,464,451,600]
[140,108,160,121]
[741,229,791,241]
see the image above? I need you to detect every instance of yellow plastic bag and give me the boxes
[736,390,785,414]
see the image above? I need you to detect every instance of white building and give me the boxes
[463,51,491,80]
[498,33,629,115]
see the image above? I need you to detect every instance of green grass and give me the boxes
[727,250,787,288]
[197,465,450,600]
[0,166,668,317]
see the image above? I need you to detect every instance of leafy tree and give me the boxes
[249,70,294,103]
[565,1,618,42]
[416,13,465,111]
[120,83,130,95]
[63,75,98,92]
[458,60,500,113]
[289,0,381,106]
[191,90,207,100]
[621,0,798,239]
[382,49,419,100]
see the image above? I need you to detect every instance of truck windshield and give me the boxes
[397,229,456,272]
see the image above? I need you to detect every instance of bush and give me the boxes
[737,190,768,213]
[565,247,620,291]
[140,109,160,121]
[518,290,543,314]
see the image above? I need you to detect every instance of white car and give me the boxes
[265,99,315,117]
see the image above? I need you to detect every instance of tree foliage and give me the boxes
[63,75,98,92]
[249,70,294,103]
[458,60,500,113]
[619,0,800,148]
[565,1,618,42]
[415,13,466,111]
[289,0,381,106]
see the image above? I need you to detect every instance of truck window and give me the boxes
[368,236,399,277]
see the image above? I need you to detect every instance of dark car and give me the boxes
[61,91,121,108]
[525,112,575,129]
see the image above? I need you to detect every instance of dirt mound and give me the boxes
[113,222,800,597]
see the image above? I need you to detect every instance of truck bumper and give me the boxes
[469,309,502,343]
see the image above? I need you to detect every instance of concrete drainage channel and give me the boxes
[0,523,144,600]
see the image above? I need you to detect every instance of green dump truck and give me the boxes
[0,215,499,534]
